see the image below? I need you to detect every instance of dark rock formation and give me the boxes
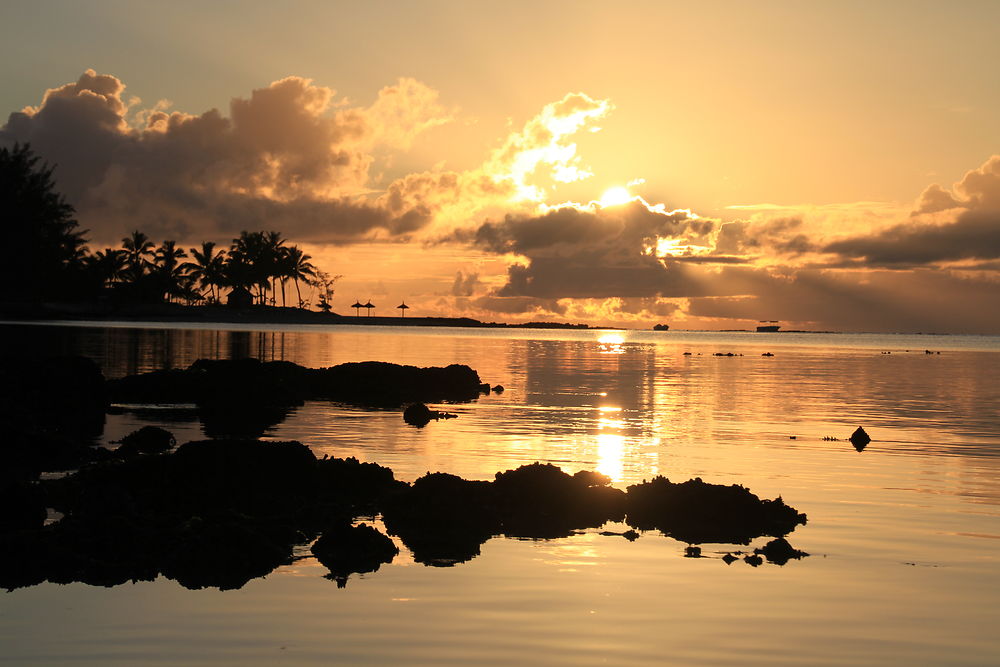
[383,472,499,566]
[311,522,398,587]
[492,463,626,539]
[115,426,176,457]
[850,426,871,452]
[0,355,111,480]
[0,440,406,591]
[0,440,809,590]
[0,355,107,440]
[625,476,807,544]
[754,537,809,565]
[0,482,47,532]
[403,403,457,427]
[492,385,505,393]
[106,359,486,435]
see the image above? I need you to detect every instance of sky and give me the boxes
[3,0,1000,333]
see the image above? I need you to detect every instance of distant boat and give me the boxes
[756,320,780,332]
[652,323,670,331]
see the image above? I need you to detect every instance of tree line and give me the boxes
[2,143,339,309]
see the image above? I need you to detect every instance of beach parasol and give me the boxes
[397,301,409,317]
[351,300,364,316]
[363,300,374,316]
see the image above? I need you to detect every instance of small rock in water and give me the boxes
[744,554,763,567]
[761,352,774,357]
[684,545,702,558]
[403,403,457,427]
[849,426,871,452]
[722,553,738,565]
[491,385,505,393]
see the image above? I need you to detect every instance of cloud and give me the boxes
[462,198,718,299]
[823,155,1000,267]
[451,270,481,297]
[1,70,451,245]
[685,266,1000,334]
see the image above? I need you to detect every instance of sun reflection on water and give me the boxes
[597,332,626,354]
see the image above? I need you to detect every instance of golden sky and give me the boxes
[3,1,1000,332]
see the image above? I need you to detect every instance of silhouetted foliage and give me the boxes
[0,143,89,302]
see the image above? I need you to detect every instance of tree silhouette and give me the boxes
[153,240,189,303]
[121,230,155,283]
[1,143,89,302]
[184,241,227,303]
[84,248,127,288]
[281,245,318,308]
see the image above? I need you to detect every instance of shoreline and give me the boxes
[0,302,602,330]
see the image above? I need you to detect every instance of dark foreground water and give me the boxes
[2,322,999,665]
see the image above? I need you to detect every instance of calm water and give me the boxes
[2,321,1000,665]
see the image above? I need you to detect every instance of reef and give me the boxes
[625,476,807,545]
[0,357,810,592]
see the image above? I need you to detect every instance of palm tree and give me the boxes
[153,240,188,302]
[121,230,155,282]
[228,231,282,304]
[281,245,318,308]
[85,248,127,288]
[184,241,227,303]
[264,231,286,304]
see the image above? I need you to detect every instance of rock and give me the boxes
[115,426,176,457]
[744,554,763,567]
[754,537,809,565]
[159,512,294,590]
[403,403,456,427]
[850,426,871,452]
[684,546,702,558]
[722,553,738,565]
[0,482,47,532]
[492,385,505,393]
[492,463,626,539]
[311,522,398,588]
[0,355,108,441]
[762,352,774,357]
[625,476,807,545]
[107,359,486,415]
[382,472,499,567]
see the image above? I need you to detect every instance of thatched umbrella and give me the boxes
[397,301,409,317]
[351,300,364,316]
[363,300,374,317]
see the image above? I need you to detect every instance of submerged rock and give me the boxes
[625,476,807,545]
[403,403,457,427]
[492,463,626,539]
[383,472,499,567]
[754,537,809,565]
[311,523,398,587]
[114,426,176,457]
[106,359,487,435]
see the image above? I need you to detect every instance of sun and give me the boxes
[599,186,632,207]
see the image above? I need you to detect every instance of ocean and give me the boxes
[2,321,999,665]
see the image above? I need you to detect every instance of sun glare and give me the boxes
[599,186,632,207]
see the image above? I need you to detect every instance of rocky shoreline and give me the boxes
[1,356,809,592]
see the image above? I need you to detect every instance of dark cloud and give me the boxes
[714,217,816,257]
[824,211,1000,266]
[0,70,447,245]
[465,201,720,299]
